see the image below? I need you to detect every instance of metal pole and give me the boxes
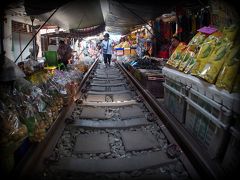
[14,7,59,63]
[0,11,5,67]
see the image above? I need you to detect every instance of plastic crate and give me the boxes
[188,88,232,126]
[185,75,240,114]
[165,77,188,95]
[185,97,230,158]
[221,126,240,176]
[162,66,189,85]
[163,83,186,123]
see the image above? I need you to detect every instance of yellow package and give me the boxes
[191,41,216,76]
[187,32,207,51]
[178,49,196,71]
[223,25,239,42]
[202,31,223,43]
[216,45,240,92]
[199,40,232,83]
[122,41,130,48]
[184,57,197,74]
[166,43,186,67]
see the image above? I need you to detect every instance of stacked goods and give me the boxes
[198,38,232,83]
[0,106,28,173]
[187,32,207,52]
[166,43,187,68]
[215,45,240,92]
[166,25,239,92]
[178,49,196,72]
[0,110,28,146]
[191,32,223,76]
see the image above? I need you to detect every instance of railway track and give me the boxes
[14,59,222,180]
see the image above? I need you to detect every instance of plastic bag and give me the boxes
[191,40,216,76]
[0,109,28,146]
[184,57,197,74]
[187,32,207,52]
[198,39,232,83]
[22,104,46,142]
[166,43,186,67]
[222,24,239,42]
[178,49,196,71]
[216,45,240,91]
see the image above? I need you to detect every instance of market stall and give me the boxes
[163,24,240,173]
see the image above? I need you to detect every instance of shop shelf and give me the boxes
[188,88,232,126]
[162,66,189,85]
[184,97,230,159]
[185,75,240,114]
[163,83,186,123]
[165,76,188,95]
[221,125,240,175]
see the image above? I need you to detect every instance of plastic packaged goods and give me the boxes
[0,109,28,146]
[184,56,196,74]
[215,45,240,92]
[198,39,232,83]
[190,40,216,76]
[187,32,207,52]
[178,49,196,72]
[191,32,223,73]
[166,43,187,67]
[222,24,239,42]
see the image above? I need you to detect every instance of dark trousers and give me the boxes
[103,54,112,64]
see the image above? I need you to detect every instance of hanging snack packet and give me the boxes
[198,39,232,83]
[215,45,240,92]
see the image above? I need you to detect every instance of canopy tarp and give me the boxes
[23,0,208,34]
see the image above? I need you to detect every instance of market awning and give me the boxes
[29,0,104,30]
[22,0,208,34]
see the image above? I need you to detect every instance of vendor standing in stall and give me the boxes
[100,33,114,68]
[57,40,73,66]
[169,35,180,56]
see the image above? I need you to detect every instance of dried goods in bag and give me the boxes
[178,49,196,72]
[184,57,197,74]
[166,43,186,67]
[191,41,216,76]
[187,32,207,51]
[0,109,28,146]
[198,39,232,83]
[222,25,239,42]
[216,45,240,92]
